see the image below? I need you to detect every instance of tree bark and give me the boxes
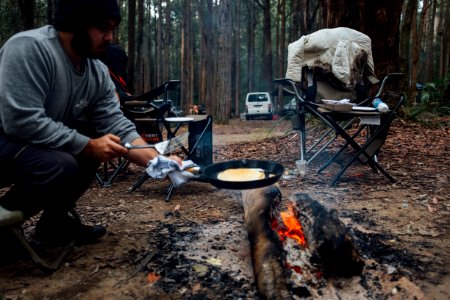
[127,0,137,94]
[198,0,215,116]
[246,0,256,93]
[260,0,274,92]
[47,0,54,25]
[424,0,436,82]
[319,0,403,77]
[18,0,34,30]
[215,0,232,122]
[400,0,415,96]
[135,0,145,94]
[234,0,241,117]
[163,0,171,82]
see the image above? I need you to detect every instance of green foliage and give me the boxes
[405,75,450,127]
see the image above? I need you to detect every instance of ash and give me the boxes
[141,218,258,299]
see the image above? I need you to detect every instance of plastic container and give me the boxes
[372,98,389,113]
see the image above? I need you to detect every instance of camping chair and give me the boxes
[128,114,213,202]
[274,73,405,186]
[281,27,381,165]
[0,180,78,272]
[95,80,181,187]
[119,80,214,202]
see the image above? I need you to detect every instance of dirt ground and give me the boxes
[0,118,449,300]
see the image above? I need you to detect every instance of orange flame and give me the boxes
[275,206,306,246]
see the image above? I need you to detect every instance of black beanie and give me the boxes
[54,0,121,32]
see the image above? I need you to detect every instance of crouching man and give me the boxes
[0,0,181,243]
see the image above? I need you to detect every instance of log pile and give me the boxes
[242,186,364,299]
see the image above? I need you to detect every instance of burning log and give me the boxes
[289,193,364,278]
[242,187,365,299]
[242,185,292,300]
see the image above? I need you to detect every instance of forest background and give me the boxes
[1,0,449,124]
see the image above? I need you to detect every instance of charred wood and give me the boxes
[290,193,364,278]
[242,185,293,300]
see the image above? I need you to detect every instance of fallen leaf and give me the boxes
[432,197,439,204]
[206,257,222,266]
[192,264,208,277]
[147,272,160,283]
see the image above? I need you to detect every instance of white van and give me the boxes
[245,92,273,120]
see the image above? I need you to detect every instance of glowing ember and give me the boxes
[274,206,306,247]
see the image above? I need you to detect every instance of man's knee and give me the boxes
[23,149,79,185]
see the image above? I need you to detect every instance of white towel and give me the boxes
[146,156,200,186]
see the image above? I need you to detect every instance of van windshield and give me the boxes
[248,94,268,102]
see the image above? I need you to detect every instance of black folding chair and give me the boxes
[95,80,181,187]
[274,73,405,186]
[0,197,78,273]
[128,114,213,202]
[316,90,405,185]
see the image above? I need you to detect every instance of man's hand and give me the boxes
[168,155,183,166]
[82,134,128,162]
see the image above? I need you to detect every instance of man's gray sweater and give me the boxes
[0,25,139,155]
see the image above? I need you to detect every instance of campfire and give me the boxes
[242,185,364,299]
[133,184,424,299]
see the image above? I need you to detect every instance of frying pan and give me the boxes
[200,159,284,190]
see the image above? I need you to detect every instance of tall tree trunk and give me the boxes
[364,0,403,76]
[246,0,256,92]
[156,0,163,85]
[146,2,154,91]
[424,0,437,82]
[289,0,301,41]
[181,0,193,113]
[215,0,232,123]
[127,0,137,94]
[136,0,145,94]
[198,0,215,115]
[276,0,286,110]
[18,0,34,30]
[416,0,430,84]
[163,0,171,81]
[260,0,274,92]
[234,0,241,117]
[400,0,415,92]
[410,0,420,105]
[319,0,403,77]
[47,0,54,25]
[441,0,450,79]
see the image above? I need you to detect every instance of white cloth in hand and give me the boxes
[146,156,200,187]
[146,156,180,179]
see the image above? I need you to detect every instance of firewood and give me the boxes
[290,193,364,278]
[242,185,293,300]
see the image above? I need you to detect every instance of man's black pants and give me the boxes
[0,135,99,218]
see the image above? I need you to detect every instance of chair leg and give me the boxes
[330,144,396,186]
[10,227,75,273]
[128,173,150,192]
[165,183,175,202]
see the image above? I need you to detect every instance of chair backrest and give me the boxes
[100,43,130,103]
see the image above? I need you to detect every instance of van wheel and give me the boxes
[246,116,250,120]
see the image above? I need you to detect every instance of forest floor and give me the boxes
[0,117,449,300]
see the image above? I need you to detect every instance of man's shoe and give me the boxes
[35,212,106,244]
